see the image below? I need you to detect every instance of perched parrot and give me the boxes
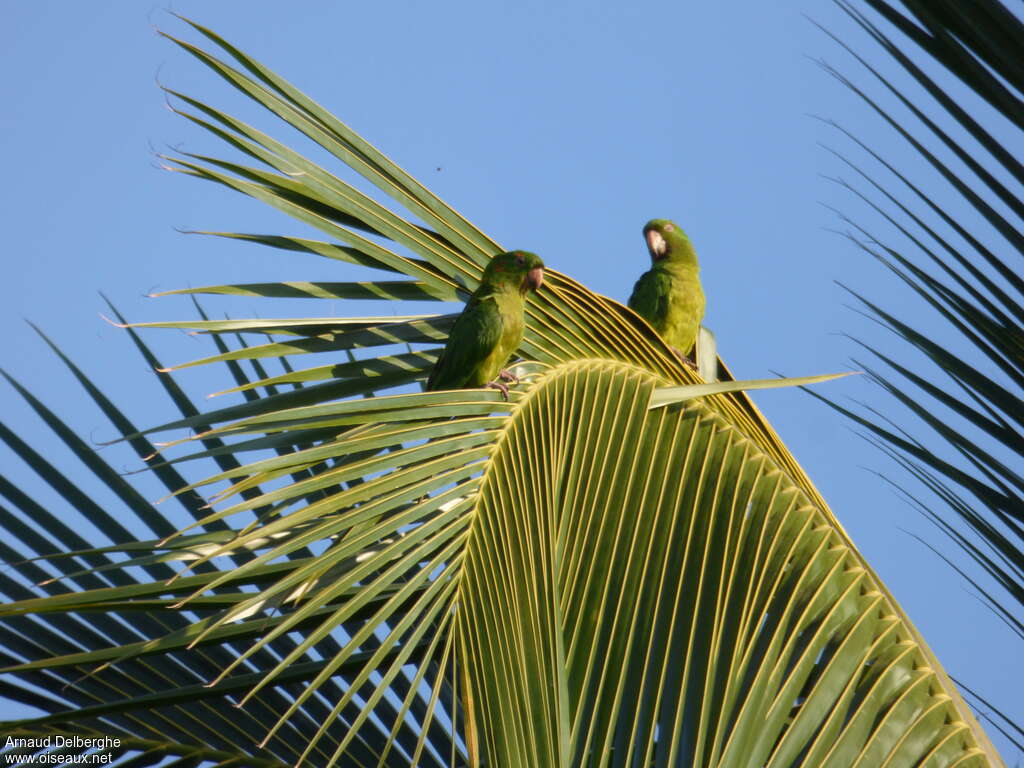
[426,250,545,400]
[627,218,706,362]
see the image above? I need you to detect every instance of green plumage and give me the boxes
[627,218,705,357]
[427,250,545,394]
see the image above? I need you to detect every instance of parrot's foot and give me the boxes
[486,380,510,401]
[671,347,698,371]
[498,369,519,384]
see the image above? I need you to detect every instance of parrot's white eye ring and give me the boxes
[664,223,675,232]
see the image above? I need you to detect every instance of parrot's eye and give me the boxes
[515,254,525,267]
[664,223,675,232]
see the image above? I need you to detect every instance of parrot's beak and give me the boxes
[646,229,668,260]
[525,266,544,292]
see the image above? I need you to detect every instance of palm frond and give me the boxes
[0,14,1006,767]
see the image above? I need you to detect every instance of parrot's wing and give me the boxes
[627,268,672,326]
[426,295,503,390]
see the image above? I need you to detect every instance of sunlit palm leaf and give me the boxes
[459,360,993,767]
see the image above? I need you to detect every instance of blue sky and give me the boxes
[3,1,1020,759]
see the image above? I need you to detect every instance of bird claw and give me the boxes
[486,380,510,401]
[498,369,519,384]
[671,347,698,371]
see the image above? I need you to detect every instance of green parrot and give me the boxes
[627,218,706,362]
[426,250,545,400]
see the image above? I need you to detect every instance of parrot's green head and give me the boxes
[481,250,545,294]
[643,219,697,265]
